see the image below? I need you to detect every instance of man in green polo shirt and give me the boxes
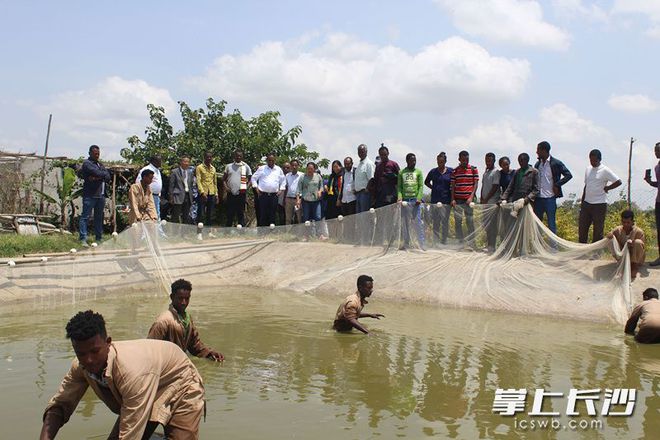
[398,153,425,250]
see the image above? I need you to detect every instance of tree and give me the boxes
[122,99,328,171]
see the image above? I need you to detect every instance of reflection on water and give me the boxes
[0,288,658,439]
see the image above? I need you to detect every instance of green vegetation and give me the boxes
[0,233,82,258]
[556,198,658,260]
[123,99,328,171]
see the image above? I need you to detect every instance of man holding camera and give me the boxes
[643,142,660,266]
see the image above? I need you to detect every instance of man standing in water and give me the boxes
[148,278,224,361]
[625,288,660,343]
[40,310,205,439]
[333,275,385,334]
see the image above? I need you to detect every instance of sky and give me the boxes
[1,0,659,205]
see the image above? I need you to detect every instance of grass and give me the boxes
[0,233,83,258]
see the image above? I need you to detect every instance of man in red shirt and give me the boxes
[450,150,479,242]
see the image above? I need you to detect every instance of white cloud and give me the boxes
[646,25,660,38]
[612,0,660,20]
[612,0,660,38]
[533,103,612,144]
[188,33,530,119]
[552,0,609,22]
[435,0,571,50]
[297,113,368,165]
[36,76,176,158]
[444,117,526,155]
[608,94,658,113]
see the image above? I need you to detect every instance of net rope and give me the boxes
[3,201,636,323]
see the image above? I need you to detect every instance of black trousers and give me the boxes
[655,202,660,253]
[225,193,247,227]
[341,201,356,216]
[578,201,607,243]
[170,197,191,224]
[258,192,279,227]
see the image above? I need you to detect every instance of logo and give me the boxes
[493,388,636,431]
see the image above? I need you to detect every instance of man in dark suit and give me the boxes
[533,141,572,234]
[169,156,194,226]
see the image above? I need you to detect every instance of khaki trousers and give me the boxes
[284,197,301,225]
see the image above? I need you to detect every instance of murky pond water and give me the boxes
[0,288,658,439]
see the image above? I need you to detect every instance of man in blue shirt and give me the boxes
[79,145,111,247]
[424,152,453,245]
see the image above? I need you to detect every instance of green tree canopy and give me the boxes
[122,99,328,172]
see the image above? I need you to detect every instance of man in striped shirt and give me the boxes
[450,150,479,242]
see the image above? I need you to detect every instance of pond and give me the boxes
[0,287,658,439]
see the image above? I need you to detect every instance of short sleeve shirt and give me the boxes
[224,162,252,195]
[584,164,619,204]
[480,168,501,204]
[451,164,479,201]
[335,292,365,321]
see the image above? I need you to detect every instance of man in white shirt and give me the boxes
[340,157,357,216]
[354,144,375,245]
[137,155,163,221]
[579,149,622,243]
[251,152,286,227]
[284,159,302,225]
[339,157,357,242]
[223,150,252,227]
[354,144,375,214]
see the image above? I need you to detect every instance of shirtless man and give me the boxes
[625,288,660,343]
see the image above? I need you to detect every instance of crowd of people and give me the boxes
[79,140,660,275]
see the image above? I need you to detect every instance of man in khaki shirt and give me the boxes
[40,310,205,440]
[333,275,384,334]
[128,169,158,225]
[625,288,660,343]
[607,210,645,279]
[148,278,224,361]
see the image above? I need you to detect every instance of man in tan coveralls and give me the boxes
[607,210,645,279]
[625,288,660,343]
[40,310,205,440]
[333,275,385,335]
[128,169,158,225]
[148,279,224,361]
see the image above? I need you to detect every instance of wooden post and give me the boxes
[112,170,117,233]
[39,114,53,214]
[627,137,635,210]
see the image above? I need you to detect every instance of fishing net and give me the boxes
[2,201,634,323]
